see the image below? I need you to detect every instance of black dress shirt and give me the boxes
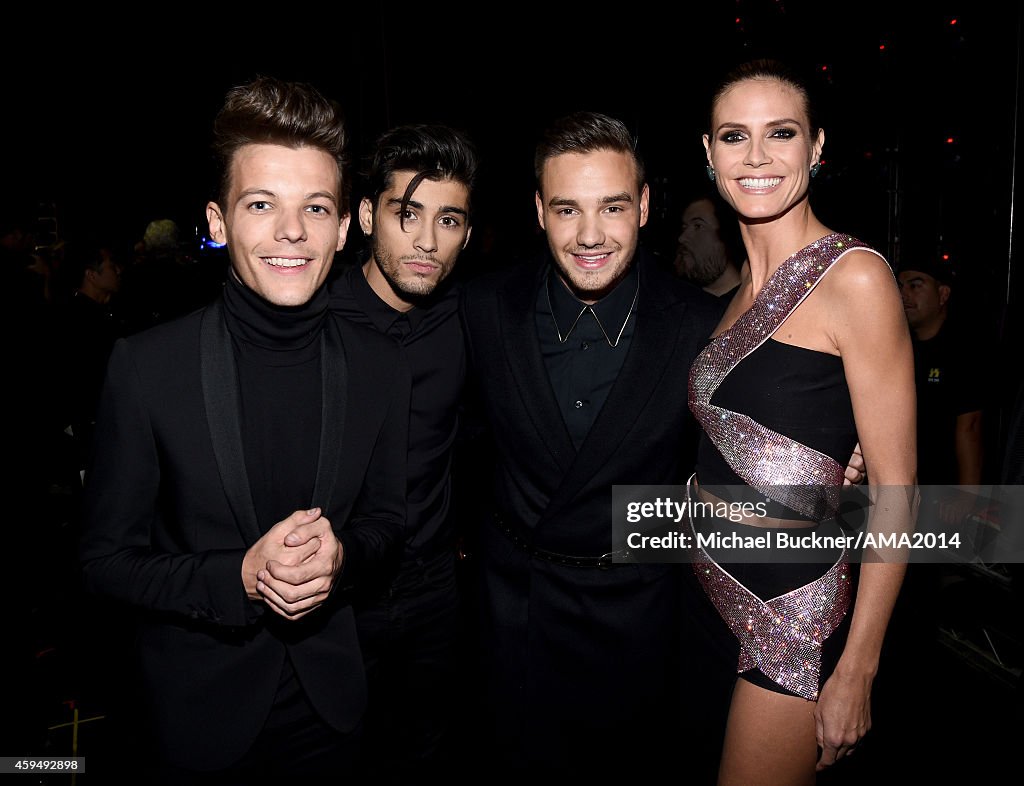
[536,261,639,448]
[329,263,465,557]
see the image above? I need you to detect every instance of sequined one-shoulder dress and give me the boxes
[687,233,886,700]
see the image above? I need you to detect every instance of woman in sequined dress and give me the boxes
[688,59,916,785]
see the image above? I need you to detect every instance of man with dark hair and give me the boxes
[889,256,985,700]
[460,111,728,780]
[674,190,746,300]
[328,123,477,783]
[53,245,124,474]
[79,76,410,782]
[898,259,984,486]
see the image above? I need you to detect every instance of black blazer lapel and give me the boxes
[310,315,347,512]
[497,263,576,474]
[200,298,262,544]
[544,258,690,515]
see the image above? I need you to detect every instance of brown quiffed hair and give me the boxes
[534,111,645,196]
[210,75,349,212]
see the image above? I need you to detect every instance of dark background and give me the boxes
[7,3,1019,266]
[7,0,1020,450]
[4,3,1024,779]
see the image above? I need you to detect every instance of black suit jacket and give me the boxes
[460,249,726,772]
[79,295,410,770]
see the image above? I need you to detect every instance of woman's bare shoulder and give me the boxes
[822,247,898,302]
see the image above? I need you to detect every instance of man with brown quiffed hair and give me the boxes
[79,76,411,783]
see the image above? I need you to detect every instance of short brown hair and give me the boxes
[534,111,645,196]
[210,75,349,212]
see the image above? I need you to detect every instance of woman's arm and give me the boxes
[815,249,918,770]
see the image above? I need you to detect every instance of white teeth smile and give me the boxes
[264,257,308,268]
[738,177,782,189]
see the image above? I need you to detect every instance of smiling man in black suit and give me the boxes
[460,111,728,781]
[78,76,410,784]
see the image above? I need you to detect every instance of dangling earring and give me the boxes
[706,165,716,182]
[810,162,821,178]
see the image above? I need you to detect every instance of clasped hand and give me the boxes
[241,507,344,620]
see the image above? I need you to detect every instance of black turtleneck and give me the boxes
[222,272,327,532]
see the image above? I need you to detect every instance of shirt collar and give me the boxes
[348,262,427,333]
[545,261,639,346]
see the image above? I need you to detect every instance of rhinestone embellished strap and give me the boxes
[685,474,854,700]
[689,233,875,520]
[692,543,853,700]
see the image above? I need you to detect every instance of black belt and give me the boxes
[493,513,631,569]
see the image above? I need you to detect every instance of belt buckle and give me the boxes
[598,549,630,569]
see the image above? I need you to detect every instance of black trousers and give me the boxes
[154,657,362,785]
[353,548,461,785]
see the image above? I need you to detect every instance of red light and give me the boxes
[735,17,741,23]
[879,44,886,50]
[946,137,955,144]
[950,18,958,25]
[821,65,828,71]
[942,254,950,261]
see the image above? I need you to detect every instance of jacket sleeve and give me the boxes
[78,338,260,628]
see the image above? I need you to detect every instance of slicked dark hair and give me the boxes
[709,58,820,137]
[534,111,645,195]
[363,124,479,229]
[210,75,349,212]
